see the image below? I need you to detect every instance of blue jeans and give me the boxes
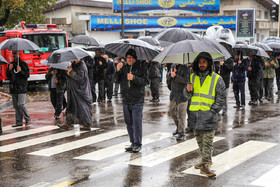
[123,103,144,147]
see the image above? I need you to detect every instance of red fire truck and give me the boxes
[0,22,68,83]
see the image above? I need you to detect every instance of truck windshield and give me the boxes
[22,34,66,54]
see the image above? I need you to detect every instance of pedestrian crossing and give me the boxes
[0,124,279,185]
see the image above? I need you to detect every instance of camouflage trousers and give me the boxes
[194,130,215,163]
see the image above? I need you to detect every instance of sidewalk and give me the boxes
[0,85,12,111]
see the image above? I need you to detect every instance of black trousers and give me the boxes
[150,77,160,99]
[50,89,67,117]
[93,80,105,102]
[233,81,245,106]
[104,79,114,100]
[248,78,260,102]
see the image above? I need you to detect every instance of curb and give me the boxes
[0,92,12,111]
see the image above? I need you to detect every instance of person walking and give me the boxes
[45,67,67,120]
[263,51,279,100]
[93,49,107,103]
[6,51,31,127]
[146,60,161,102]
[214,58,233,115]
[58,59,92,131]
[115,49,147,153]
[113,56,125,96]
[83,56,95,102]
[247,55,262,105]
[166,63,190,141]
[102,54,116,102]
[187,52,226,177]
[232,52,248,109]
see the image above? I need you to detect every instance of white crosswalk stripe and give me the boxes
[0,128,99,152]
[251,164,280,187]
[74,132,172,161]
[2,125,25,131]
[129,137,225,167]
[0,126,59,141]
[182,140,277,177]
[28,129,128,156]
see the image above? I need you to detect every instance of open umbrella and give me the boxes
[233,43,258,56]
[203,37,232,60]
[69,35,99,46]
[262,36,280,44]
[153,40,224,64]
[214,38,234,55]
[137,36,160,47]
[154,28,200,47]
[0,55,8,65]
[0,38,40,73]
[251,42,273,52]
[105,39,160,60]
[46,47,91,64]
[248,45,269,58]
[0,38,40,51]
[41,60,71,71]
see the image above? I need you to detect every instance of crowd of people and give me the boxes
[3,45,280,178]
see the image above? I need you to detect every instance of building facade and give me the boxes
[44,0,278,44]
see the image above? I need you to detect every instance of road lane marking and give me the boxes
[129,137,225,167]
[251,164,280,187]
[2,125,25,131]
[183,140,277,177]
[28,129,127,156]
[74,132,172,161]
[0,128,99,152]
[51,181,74,187]
[0,126,59,141]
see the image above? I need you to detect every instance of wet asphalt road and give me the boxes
[1,78,280,187]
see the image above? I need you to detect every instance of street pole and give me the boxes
[121,0,124,39]
[278,0,280,37]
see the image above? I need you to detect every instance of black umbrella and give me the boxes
[0,55,8,65]
[251,42,273,52]
[0,38,40,51]
[248,45,269,58]
[46,47,91,64]
[154,28,200,47]
[203,37,232,60]
[137,36,160,47]
[153,40,224,64]
[41,60,71,70]
[233,43,258,56]
[105,39,160,60]
[214,38,234,55]
[69,35,99,46]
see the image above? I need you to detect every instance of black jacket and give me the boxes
[214,58,234,88]
[166,64,190,103]
[147,61,161,78]
[247,57,262,79]
[45,68,67,92]
[6,58,29,94]
[105,59,116,82]
[115,61,147,104]
[93,56,107,81]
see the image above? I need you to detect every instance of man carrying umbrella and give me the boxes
[58,58,92,131]
[187,52,226,177]
[6,51,31,127]
[115,49,147,153]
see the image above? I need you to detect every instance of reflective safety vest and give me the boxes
[189,72,220,111]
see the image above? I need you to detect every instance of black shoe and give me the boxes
[173,130,178,135]
[259,99,263,103]
[176,134,185,141]
[25,121,31,126]
[12,124,23,127]
[125,144,133,152]
[149,98,156,102]
[108,99,112,102]
[132,146,141,153]
[233,105,240,108]
[185,128,193,133]
[248,101,252,105]
[154,98,160,102]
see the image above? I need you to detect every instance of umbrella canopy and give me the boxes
[46,47,91,64]
[251,42,273,52]
[41,60,71,71]
[0,38,40,51]
[69,35,99,46]
[153,40,224,64]
[0,55,8,65]
[262,36,280,44]
[105,39,160,60]
[248,45,269,58]
[137,36,160,46]
[214,38,234,55]
[233,43,258,56]
[154,28,200,47]
[203,37,232,60]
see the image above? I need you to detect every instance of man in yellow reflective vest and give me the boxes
[187,52,226,177]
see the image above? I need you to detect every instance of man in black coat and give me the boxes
[146,60,161,102]
[102,54,116,102]
[6,51,31,127]
[166,63,190,141]
[93,49,107,103]
[115,49,147,153]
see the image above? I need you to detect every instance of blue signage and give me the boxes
[113,0,220,14]
[90,15,236,31]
